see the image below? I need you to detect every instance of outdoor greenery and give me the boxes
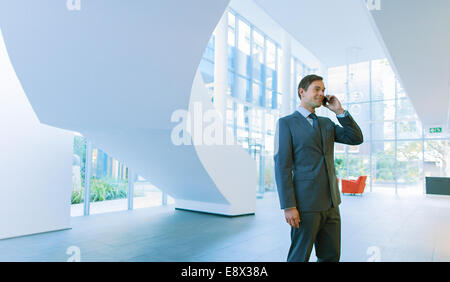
[73,135,86,187]
[71,177,128,204]
[425,140,450,176]
[374,154,395,182]
[334,156,345,177]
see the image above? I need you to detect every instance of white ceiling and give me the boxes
[253,0,385,67]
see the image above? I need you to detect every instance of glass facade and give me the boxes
[328,58,450,195]
[71,136,169,216]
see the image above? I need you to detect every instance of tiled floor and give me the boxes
[0,190,448,262]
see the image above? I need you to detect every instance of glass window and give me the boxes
[252,82,262,105]
[424,140,450,177]
[348,61,370,102]
[199,58,214,87]
[252,30,264,84]
[244,105,250,131]
[228,12,236,47]
[71,135,86,217]
[237,128,249,148]
[265,112,275,135]
[371,59,395,100]
[348,102,370,123]
[397,98,418,120]
[397,141,422,190]
[266,40,276,70]
[324,56,450,196]
[226,99,234,127]
[235,48,251,78]
[372,100,395,121]
[203,36,215,62]
[233,75,251,101]
[264,156,275,191]
[255,109,263,133]
[347,150,370,180]
[372,141,396,189]
[133,175,163,209]
[252,30,264,64]
[236,103,245,128]
[356,122,372,142]
[277,47,282,83]
[397,120,422,139]
[90,148,128,215]
[295,60,304,85]
[334,152,347,179]
[265,89,272,109]
[227,70,234,96]
[266,67,274,90]
[396,80,406,99]
[327,65,347,102]
[237,20,251,56]
[372,121,395,140]
[266,67,277,91]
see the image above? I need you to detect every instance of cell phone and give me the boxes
[322,96,329,106]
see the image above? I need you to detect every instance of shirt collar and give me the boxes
[296,105,315,118]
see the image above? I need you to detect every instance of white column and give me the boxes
[127,168,134,210]
[280,31,292,117]
[213,12,228,125]
[83,140,92,216]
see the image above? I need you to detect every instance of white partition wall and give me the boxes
[0,31,73,240]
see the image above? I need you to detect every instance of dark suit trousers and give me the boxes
[287,206,341,262]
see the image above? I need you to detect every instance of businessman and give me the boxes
[274,74,363,262]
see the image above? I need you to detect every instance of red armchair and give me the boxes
[339,176,367,195]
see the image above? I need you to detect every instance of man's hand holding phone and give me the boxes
[323,95,345,115]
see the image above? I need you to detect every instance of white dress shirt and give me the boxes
[296,105,347,127]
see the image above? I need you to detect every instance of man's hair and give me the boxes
[298,74,323,100]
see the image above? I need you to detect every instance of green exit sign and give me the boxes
[429,127,442,133]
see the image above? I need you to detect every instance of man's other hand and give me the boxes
[284,207,301,229]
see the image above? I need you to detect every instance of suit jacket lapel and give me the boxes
[292,111,322,149]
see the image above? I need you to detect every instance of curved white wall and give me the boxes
[0,31,73,239]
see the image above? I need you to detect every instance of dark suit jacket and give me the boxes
[274,110,363,212]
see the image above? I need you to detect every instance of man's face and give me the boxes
[299,80,326,109]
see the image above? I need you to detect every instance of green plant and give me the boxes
[90,178,128,202]
[71,189,83,204]
[71,177,128,204]
[334,156,345,177]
